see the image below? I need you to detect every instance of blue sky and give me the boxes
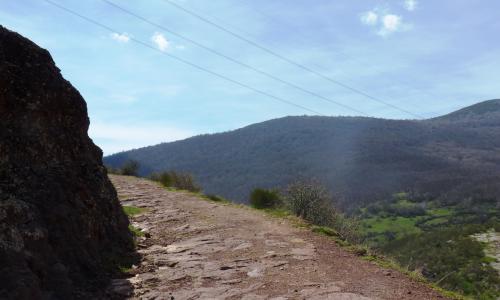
[1,0,499,154]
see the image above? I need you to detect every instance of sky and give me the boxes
[1,0,499,154]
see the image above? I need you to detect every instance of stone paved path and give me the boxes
[109,175,447,300]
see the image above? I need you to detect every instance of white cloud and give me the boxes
[404,0,418,11]
[360,5,413,37]
[377,14,403,36]
[89,122,194,155]
[360,11,378,26]
[151,32,170,52]
[383,14,402,31]
[111,32,130,43]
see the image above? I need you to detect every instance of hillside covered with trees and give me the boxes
[105,99,500,211]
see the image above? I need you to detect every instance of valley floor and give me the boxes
[109,175,448,299]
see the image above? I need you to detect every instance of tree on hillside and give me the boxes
[121,160,140,176]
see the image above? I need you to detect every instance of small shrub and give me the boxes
[150,170,201,192]
[250,188,282,209]
[332,213,363,243]
[121,160,140,176]
[150,172,174,188]
[174,173,201,192]
[285,180,335,226]
[286,180,362,243]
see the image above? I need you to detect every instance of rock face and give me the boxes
[0,26,133,299]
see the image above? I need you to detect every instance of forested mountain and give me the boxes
[104,99,500,209]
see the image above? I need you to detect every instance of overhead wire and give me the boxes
[162,0,424,119]
[100,0,368,116]
[42,0,328,116]
[233,0,440,109]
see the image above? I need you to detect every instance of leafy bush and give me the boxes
[285,180,336,226]
[120,160,140,176]
[150,170,201,192]
[250,188,282,209]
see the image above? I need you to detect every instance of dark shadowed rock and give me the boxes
[0,26,134,299]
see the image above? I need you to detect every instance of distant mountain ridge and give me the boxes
[433,99,500,121]
[105,99,500,209]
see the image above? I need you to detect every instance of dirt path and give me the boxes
[109,175,447,300]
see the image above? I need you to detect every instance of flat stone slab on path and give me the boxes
[110,175,448,300]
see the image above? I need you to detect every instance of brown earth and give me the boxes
[110,175,449,300]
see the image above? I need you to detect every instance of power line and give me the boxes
[100,0,368,116]
[232,0,440,110]
[162,0,424,119]
[42,0,325,116]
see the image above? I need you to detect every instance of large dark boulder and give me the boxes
[0,26,134,299]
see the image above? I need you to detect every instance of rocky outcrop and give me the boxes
[0,26,134,299]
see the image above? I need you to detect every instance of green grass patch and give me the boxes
[128,225,144,237]
[124,206,146,237]
[423,217,449,226]
[362,216,422,237]
[311,225,338,237]
[261,208,291,218]
[428,208,454,217]
[482,256,498,264]
[119,265,133,273]
[370,217,418,232]
[393,199,414,208]
[123,205,146,217]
